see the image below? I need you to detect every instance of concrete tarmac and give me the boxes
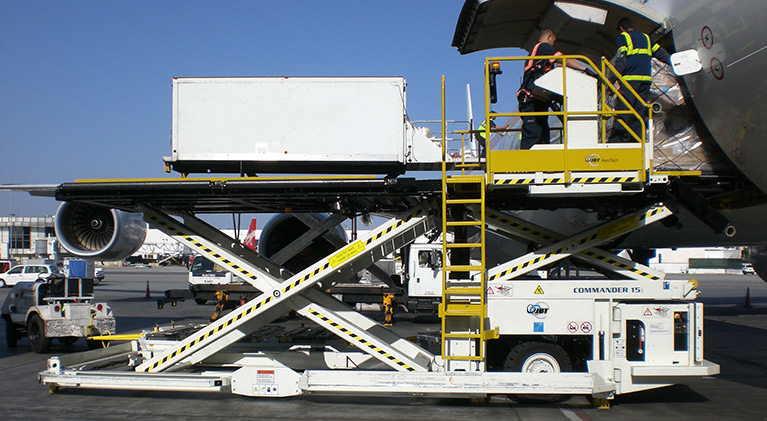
[0,267,765,420]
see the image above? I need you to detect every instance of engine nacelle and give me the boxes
[259,213,347,274]
[750,245,767,283]
[55,202,147,261]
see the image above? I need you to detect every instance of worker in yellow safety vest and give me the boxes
[477,111,508,158]
[609,17,672,143]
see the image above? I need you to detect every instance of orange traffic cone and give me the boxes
[145,281,151,299]
[744,287,752,308]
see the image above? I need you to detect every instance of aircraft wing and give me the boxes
[1,178,441,215]
[452,0,668,60]
[0,184,58,197]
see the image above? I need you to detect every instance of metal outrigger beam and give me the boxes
[136,201,438,373]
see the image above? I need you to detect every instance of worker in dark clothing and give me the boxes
[518,28,593,150]
[609,17,672,143]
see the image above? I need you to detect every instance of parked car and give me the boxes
[743,263,756,275]
[0,265,61,288]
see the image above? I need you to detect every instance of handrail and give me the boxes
[484,55,648,142]
[480,54,652,182]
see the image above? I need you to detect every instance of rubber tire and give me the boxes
[59,336,79,346]
[0,279,6,288]
[194,298,208,305]
[504,341,572,403]
[27,314,52,354]
[5,319,19,348]
[86,339,103,350]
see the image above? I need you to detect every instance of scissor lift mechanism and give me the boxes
[41,187,717,398]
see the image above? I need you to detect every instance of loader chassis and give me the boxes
[39,177,718,399]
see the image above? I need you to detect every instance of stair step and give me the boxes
[444,265,483,272]
[445,221,482,227]
[444,242,483,249]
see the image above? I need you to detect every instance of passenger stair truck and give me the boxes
[41,64,718,403]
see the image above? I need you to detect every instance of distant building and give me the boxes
[0,215,57,261]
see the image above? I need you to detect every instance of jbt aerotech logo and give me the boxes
[586,153,601,167]
[527,302,549,319]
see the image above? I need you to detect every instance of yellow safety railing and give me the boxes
[481,55,653,183]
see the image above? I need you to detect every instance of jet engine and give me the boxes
[259,213,347,274]
[749,245,767,283]
[55,202,147,260]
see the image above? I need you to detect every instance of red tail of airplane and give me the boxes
[243,218,257,251]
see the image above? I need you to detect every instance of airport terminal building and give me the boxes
[0,215,56,261]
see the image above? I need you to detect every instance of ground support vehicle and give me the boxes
[39,69,721,403]
[2,275,115,353]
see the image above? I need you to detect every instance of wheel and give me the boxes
[194,298,208,305]
[59,336,79,346]
[0,279,6,288]
[504,341,572,403]
[5,319,19,348]
[27,314,52,353]
[86,339,103,350]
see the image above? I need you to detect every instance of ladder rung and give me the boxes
[443,303,484,316]
[446,221,482,227]
[444,287,484,295]
[445,198,482,205]
[446,176,485,183]
[444,265,483,272]
[444,242,483,248]
[454,163,483,168]
[443,332,482,339]
[441,355,484,361]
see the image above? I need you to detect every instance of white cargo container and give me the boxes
[165,77,442,175]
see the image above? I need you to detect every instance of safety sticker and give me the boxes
[567,322,579,333]
[257,370,275,384]
[643,308,653,317]
[534,322,544,332]
[486,286,494,294]
[329,240,364,268]
[581,322,593,333]
[534,285,544,295]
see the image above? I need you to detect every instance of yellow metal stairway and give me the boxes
[439,76,497,371]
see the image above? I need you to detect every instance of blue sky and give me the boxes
[1,1,522,222]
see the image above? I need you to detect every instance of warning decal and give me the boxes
[329,241,365,268]
[643,308,653,317]
[534,285,544,295]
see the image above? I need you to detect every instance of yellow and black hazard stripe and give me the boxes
[581,250,661,280]
[144,293,277,372]
[486,213,556,243]
[488,232,598,281]
[639,206,664,221]
[362,207,423,245]
[494,177,564,185]
[143,207,428,372]
[489,245,568,281]
[146,214,259,283]
[308,308,416,372]
[144,260,333,372]
[571,176,639,184]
